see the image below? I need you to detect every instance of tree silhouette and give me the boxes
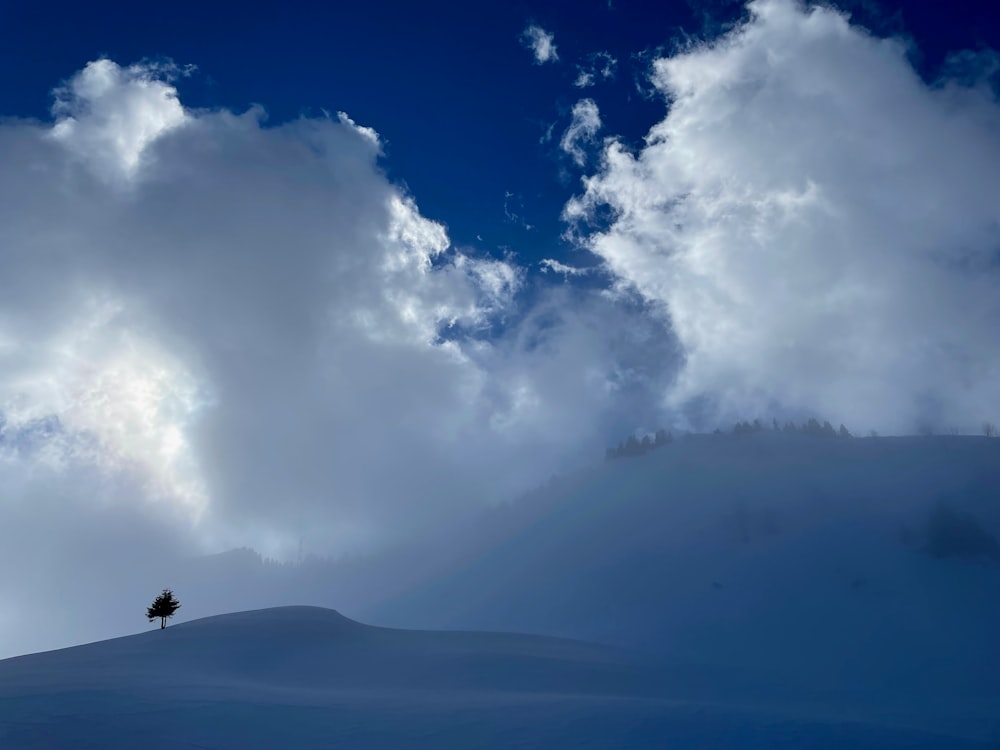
[146,588,181,629]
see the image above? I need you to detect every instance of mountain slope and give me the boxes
[364,434,1000,738]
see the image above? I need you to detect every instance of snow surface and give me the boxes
[0,605,994,749]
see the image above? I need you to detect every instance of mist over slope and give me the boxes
[3,435,999,746]
[365,434,1000,700]
[20,432,991,702]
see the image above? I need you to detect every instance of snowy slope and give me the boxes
[0,606,994,749]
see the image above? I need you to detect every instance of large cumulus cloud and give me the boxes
[0,59,677,655]
[566,0,1000,434]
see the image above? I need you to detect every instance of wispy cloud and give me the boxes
[574,52,618,88]
[503,191,534,230]
[560,99,602,167]
[520,24,559,65]
[539,259,593,277]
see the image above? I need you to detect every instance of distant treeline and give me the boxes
[605,429,673,460]
[606,418,852,460]
[729,418,851,438]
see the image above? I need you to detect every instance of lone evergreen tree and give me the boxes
[146,588,181,629]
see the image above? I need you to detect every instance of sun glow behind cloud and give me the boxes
[0,58,669,570]
[0,293,209,522]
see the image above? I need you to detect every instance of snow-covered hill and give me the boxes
[0,606,994,749]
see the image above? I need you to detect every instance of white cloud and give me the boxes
[574,52,618,88]
[49,59,189,183]
[0,58,680,655]
[2,59,535,554]
[336,111,381,149]
[565,0,1000,434]
[461,255,523,312]
[560,99,602,167]
[539,259,593,277]
[521,24,559,65]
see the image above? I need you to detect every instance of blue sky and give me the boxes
[0,0,999,640]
